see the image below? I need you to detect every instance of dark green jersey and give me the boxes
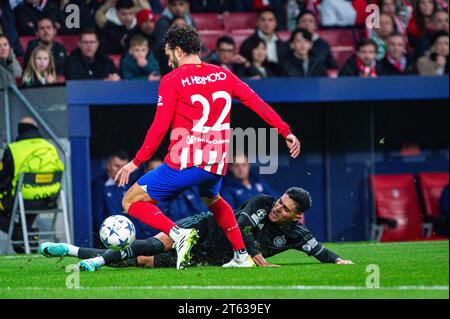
[182,195,341,266]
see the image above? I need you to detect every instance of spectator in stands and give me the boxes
[0,117,64,253]
[378,32,416,75]
[417,30,449,75]
[155,0,194,48]
[121,34,160,80]
[286,0,321,31]
[281,28,327,77]
[368,13,395,61]
[238,37,286,79]
[13,0,61,36]
[0,0,24,56]
[378,0,409,38]
[21,46,57,87]
[296,10,338,70]
[126,9,158,56]
[64,28,121,80]
[98,0,138,54]
[0,34,22,84]
[203,36,246,74]
[339,38,379,77]
[23,17,66,75]
[189,0,247,13]
[320,0,357,27]
[91,150,130,240]
[96,0,150,29]
[240,9,288,65]
[221,154,279,210]
[415,10,449,59]
[407,0,438,47]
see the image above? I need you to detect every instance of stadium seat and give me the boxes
[223,12,258,32]
[55,35,79,54]
[418,173,449,220]
[317,29,358,47]
[332,46,355,69]
[199,30,226,52]
[231,29,254,51]
[19,36,35,53]
[278,31,291,42]
[192,13,223,31]
[370,174,425,242]
[109,54,122,69]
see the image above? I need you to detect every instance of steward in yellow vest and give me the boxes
[0,118,64,235]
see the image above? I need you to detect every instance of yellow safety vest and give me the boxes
[8,138,64,200]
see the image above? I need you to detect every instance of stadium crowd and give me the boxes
[0,0,449,87]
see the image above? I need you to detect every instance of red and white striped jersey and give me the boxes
[132,62,292,176]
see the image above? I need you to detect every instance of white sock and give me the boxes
[234,249,249,262]
[66,244,79,257]
[169,226,182,243]
[90,256,105,266]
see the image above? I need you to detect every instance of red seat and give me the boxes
[223,12,258,32]
[192,13,223,31]
[278,30,291,42]
[199,30,225,52]
[332,46,355,68]
[371,174,425,242]
[230,29,254,51]
[55,35,79,54]
[109,54,121,70]
[418,173,449,219]
[317,29,357,47]
[19,36,35,53]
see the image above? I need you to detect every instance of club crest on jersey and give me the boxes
[274,236,286,248]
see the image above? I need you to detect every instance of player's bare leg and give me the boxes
[123,184,199,270]
[203,196,255,268]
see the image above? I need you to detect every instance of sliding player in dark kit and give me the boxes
[41,188,353,270]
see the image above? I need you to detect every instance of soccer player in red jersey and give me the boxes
[112,25,301,270]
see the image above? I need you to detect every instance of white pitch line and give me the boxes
[1,255,43,259]
[1,285,448,291]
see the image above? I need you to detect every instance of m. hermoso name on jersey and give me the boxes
[181,72,228,87]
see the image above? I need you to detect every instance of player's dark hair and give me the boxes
[296,10,316,25]
[356,38,378,51]
[116,0,134,11]
[290,28,313,43]
[217,36,235,49]
[286,187,312,213]
[109,150,130,162]
[163,25,201,55]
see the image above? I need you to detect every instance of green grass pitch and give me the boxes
[0,241,448,299]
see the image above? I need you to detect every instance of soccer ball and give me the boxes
[99,215,136,251]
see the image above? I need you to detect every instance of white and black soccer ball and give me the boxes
[99,215,136,251]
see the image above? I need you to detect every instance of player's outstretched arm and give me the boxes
[231,75,301,158]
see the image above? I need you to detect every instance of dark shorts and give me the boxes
[153,212,233,268]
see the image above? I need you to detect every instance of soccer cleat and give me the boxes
[174,228,199,270]
[40,242,69,258]
[77,259,102,272]
[222,256,256,268]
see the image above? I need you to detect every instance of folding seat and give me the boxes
[332,46,355,69]
[109,54,122,70]
[371,174,425,242]
[223,12,258,32]
[278,30,291,42]
[199,30,226,52]
[55,35,80,54]
[317,29,357,47]
[230,29,254,51]
[19,36,35,53]
[192,13,223,31]
[417,172,449,236]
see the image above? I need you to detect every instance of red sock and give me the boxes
[209,197,245,251]
[128,202,175,235]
